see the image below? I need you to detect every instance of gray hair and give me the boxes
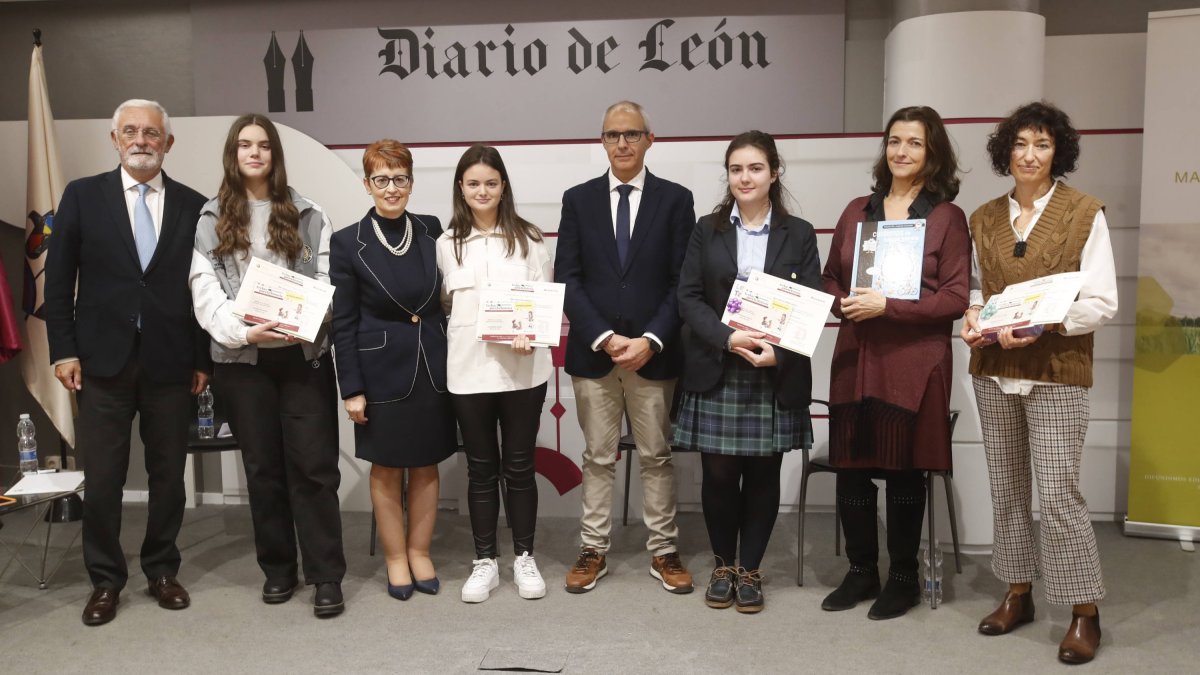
[602,100,652,134]
[111,99,172,137]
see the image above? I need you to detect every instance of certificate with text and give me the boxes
[850,219,927,300]
[232,257,334,343]
[720,270,835,357]
[978,271,1085,335]
[475,280,565,347]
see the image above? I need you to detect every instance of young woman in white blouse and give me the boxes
[436,144,553,603]
[189,114,346,617]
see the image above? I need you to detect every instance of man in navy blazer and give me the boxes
[44,100,209,626]
[555,101,696,594]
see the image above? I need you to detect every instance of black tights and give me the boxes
[452,383,547,559]
[701,452,784,571]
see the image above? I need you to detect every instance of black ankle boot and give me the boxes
[868,572,921,620]
[821,565,881,611]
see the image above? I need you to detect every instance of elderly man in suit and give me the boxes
[555,101,697,594]
[44,99,209,626]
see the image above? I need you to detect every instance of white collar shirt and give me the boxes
[119,167,165,238]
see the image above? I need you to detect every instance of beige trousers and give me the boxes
[572,368,679,555]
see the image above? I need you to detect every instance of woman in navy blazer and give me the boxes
[674,131,821,613]
[329,139,456,600]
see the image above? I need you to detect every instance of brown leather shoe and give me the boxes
[978,590,1035,635]
[650,551,694,594]
[147,576,191,610]
[82,588,120,626]
[1058,609,1102,664]
[564,548,607,593]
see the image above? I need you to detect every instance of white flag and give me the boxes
[18,41,75,448]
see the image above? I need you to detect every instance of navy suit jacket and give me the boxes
[43,168,209,384]
[329,211,448,403]
[677,213,821,409]
[554,170,696,380]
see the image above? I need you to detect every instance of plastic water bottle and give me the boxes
[197,386,215,439]
[921,541,943,604]
[18,413,38,475]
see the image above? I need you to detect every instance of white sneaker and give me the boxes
[461,558,499,603]
[513,552,546,599]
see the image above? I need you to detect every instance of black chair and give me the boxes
[795,401,963,590]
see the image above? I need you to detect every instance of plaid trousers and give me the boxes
[972,376,1105,606]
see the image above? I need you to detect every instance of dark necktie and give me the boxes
[615,184,633,267]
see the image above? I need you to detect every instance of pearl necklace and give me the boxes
[372,214,412,256]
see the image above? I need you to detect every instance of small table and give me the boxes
[0,467,85,589]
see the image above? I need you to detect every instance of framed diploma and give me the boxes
[720,270,835,357]
[850,219,927,300]
[475,280,565,347]
[231,257,335,343]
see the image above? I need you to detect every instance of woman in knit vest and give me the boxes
[962,101,1118,665]
[820,106,970,620]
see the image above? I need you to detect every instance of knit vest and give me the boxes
[967,183,1103,387]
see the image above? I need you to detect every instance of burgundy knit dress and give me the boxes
[821,191,971,471]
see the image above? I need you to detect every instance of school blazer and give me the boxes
[676,212,822,409]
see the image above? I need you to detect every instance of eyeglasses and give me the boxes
[118,126,164,142]
[601,130,647,145]
[369,175,412,190]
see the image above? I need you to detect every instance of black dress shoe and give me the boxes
[82,588,120,626]
[821,567,880,611]
[262,578,300,604]
[147,576,190,610]
[313,582,344,618]
[867,575,921,620]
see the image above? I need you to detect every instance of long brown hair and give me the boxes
[712,130,792,231]
[448,144,542,265]
[213,114,302,261]
[870,106,961,203]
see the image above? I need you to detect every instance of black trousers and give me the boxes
[451,382,547,559]
[215,347,346,584]
[700,452,784,571]
[78,346,191,590]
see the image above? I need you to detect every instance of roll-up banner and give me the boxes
[1127,8,1200,543]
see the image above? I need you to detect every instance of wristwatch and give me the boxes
[646,337,662,354]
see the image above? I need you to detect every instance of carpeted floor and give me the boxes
[0,504,1196,674]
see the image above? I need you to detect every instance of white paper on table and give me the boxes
[978,271,1085,335]
[232,257,334,343]
[475,280,565,347]
[217,423,233,438]
[720,270,835,357]
[5,470,85,496]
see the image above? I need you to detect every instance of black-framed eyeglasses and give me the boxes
[369,175,412,190]
[601,130,647,145]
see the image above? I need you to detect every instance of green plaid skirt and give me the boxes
[672,355,811,456]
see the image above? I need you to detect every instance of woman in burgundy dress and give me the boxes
[820,106,970,620]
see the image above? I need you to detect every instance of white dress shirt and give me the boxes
[189,199,332,349]
[437,227,554,395]
[969,181,1119,394]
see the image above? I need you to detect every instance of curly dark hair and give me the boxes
[986,101,1080,179]
[870,106,960,204]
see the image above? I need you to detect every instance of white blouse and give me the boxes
[436,227,554,395]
